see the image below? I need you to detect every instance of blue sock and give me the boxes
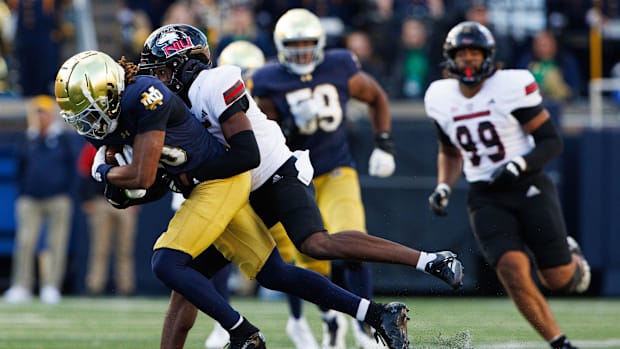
[212,264,232,302]
[151,248,240,329]
[287,293,303,319]
[256,249,361,317]
[345,262,373,328]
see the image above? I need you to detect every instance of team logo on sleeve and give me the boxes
[525,82,538,95]
[141,86,164,110]
[222,80,246,106]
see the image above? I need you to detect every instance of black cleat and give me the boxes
[424,251,464,289]
[567,236,591,293]
[224,331,266,349]
[374,302,411,349]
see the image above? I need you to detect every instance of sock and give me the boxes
[549,334,573,349]
[255,250,360,316]
[416,251,436,271]
[287,294,303,319]
[229,317,259,338]
[212,264,232,302]
[151,248,241,329]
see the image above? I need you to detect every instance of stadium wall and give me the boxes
[0,115,618,297]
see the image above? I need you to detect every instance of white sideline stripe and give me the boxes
[477,339,620,349]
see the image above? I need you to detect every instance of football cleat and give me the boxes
[205,322,229,348]
[373,302,411,349]
[567,236,591,293]
[424,251,464,289]
[286,316,319,349]
[321,310,347,349]
[351,319,387,349]
[224,331,266,349]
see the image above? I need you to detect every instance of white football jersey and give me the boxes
[425,70,542,182]
[187,65,293,190]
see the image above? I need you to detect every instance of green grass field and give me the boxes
[0,296,618,349]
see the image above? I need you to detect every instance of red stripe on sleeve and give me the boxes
[525,82,538,95]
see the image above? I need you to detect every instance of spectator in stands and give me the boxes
[464,2,516,68]
[8,0,69,96]
[516,29,581,103]
[77,143,138,297]
[392,17,431,99]
[215,1,274,59]
[3,95,75,304]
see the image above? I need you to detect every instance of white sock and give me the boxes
[355,299,370,322]
[229,315,244,330]
[416,251,436,271]
[321,309,337,321]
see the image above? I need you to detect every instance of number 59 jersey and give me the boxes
[252,49,359,177]
[425,69,542,183]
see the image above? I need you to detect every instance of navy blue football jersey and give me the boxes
[252,49,359,176]
[91,75,225,175]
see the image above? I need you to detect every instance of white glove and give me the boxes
[290,98,319,129]
[112,145,147,199]
[293,149,314,186]
[91,145,108,180]
[368,148,395,178]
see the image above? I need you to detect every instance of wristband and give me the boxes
[374,131,394,154]
[94,164,114,184]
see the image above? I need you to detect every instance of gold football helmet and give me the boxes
[55,50,125,140]
[217,40,265,81]
[273,8,325,75]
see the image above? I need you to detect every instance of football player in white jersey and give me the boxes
[139,24,463,349]
[425,21,591,349]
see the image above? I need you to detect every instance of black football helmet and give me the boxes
[443,21,496,86]
[139,24,211,93]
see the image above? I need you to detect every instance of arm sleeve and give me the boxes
[187,129,260,182]
[522,119,563,172]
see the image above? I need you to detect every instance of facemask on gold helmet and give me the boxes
[55,50,125,140]
[273,8,325,75]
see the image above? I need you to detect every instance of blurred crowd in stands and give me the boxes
[0,0,619,105]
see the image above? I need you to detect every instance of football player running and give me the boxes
[425,21,591,349]
[138,22,462,349]
[250,9,458,349]
[55,50,412,349]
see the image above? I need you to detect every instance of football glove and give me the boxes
[368,148,395,177]
[112,145,146,199]
[428,183,451,216]
[290,98,318,129]
[91,145,113,183]
[489,156,527,187]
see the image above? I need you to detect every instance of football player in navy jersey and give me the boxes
[250,8,459,349]
[55,50,413,349]
[425,22,591,349]
[138,21,462,349]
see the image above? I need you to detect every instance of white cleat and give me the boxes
[351,318,387,349]
[3,286,33,304]
[286,316,319,349]
[204,322,229,349]
[40,286,61,304]
[321,310,348,349]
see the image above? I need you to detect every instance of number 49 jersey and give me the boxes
[425,69,542,183]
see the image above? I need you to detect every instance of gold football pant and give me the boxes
[154,172,275,279]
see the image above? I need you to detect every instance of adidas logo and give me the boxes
[526,185,541,197]
[272,174,283,184]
